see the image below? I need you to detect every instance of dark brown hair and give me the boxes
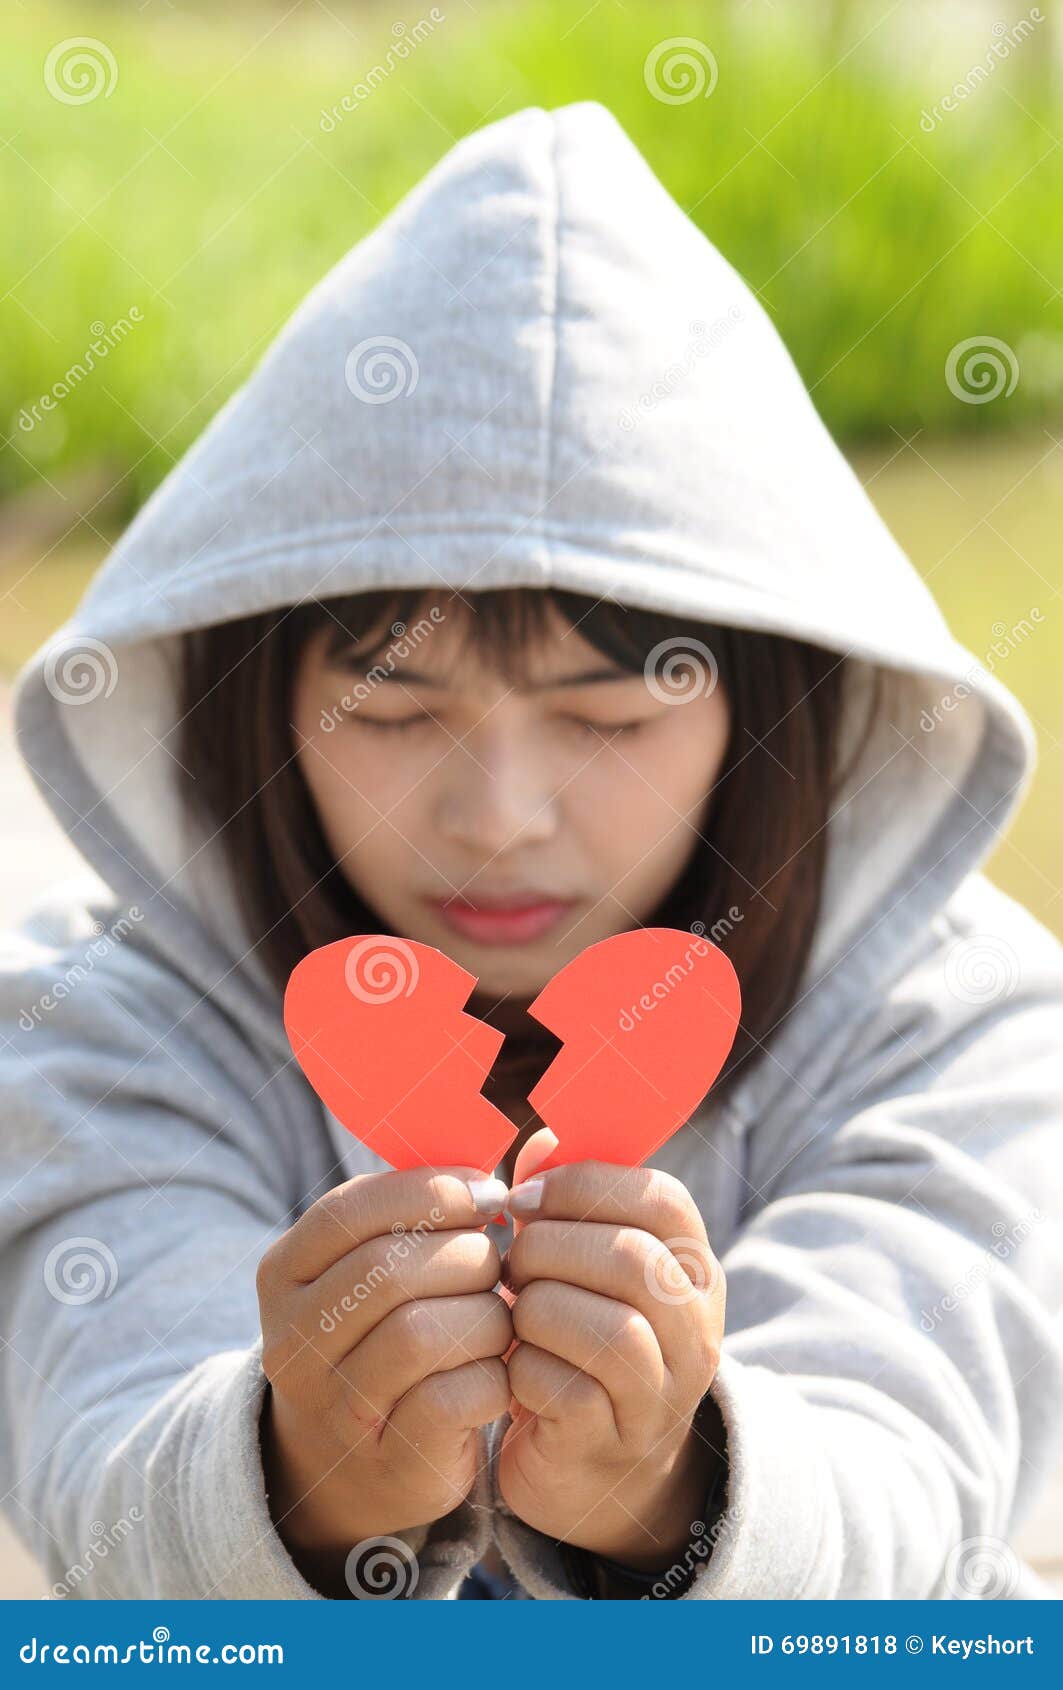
[177,586,877,1101]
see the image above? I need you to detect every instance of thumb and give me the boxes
[508,1125,559,1237]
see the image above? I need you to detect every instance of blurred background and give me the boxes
[1,0,1061,1594]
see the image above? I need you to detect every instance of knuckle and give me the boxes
[510,1280,547,1341]
[607,1305,655,1359]
[392,1298,441,1364]
[260,1326,304,1386]
[642,1168,693,1236]
[255,1243,282,1300]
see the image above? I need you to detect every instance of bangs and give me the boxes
[294,584,705,689]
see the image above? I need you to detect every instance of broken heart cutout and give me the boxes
[283,927,741,1180]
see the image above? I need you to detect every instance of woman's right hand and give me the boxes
[257,1166,512,1595]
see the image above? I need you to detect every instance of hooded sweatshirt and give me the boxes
[3,101,1063,1602]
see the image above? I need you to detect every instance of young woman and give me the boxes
[3,102,1061,1602]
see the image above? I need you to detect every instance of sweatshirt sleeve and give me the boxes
[492,889,1063,1599]
[0,909,488,1599]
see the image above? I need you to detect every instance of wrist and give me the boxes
[585,1421,716,1571]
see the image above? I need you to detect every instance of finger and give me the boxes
[509,1126,559,1240]
[386,1356,511,1462]
[336,1291,512,1429]
[507,1160,709,1254]
[305,1227,502,1363]
[506,1340,615,1436]
[511,1279,667,1438]
[506,1219,721,1381]
[265,1166,509,1285]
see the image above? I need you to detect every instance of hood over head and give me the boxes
[13,101,1034,1107]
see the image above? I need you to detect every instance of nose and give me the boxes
[434,730,559,856]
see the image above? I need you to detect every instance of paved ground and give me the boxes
[1,680,1060,1597]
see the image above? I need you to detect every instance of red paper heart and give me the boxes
[283,927,740,1176]
[525,927,740,1173]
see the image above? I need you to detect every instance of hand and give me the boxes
[498,1129,725,1572]
[257,1166,512,1595]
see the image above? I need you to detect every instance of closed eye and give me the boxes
[563,716,651,739]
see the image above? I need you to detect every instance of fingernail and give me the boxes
[467,1176,510,1215]
[507,1177,545,1215]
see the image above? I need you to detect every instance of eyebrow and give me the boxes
[332,661,638,693]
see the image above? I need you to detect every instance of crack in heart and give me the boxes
[284,927,741,1177]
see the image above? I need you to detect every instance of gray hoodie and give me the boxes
[3,102,1062,1601]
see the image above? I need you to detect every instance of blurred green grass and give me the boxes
[2,0,1062,510]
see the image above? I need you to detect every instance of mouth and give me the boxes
[426,890,582,946]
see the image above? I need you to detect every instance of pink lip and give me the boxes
[428,894,579,946]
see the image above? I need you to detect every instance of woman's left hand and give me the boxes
[498,1129,726,1572]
